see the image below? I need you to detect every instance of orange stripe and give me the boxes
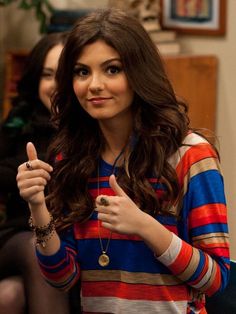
[82,281,188,301]
[74,221,141,241]
[190,215,227,228]
[169,241,192,274]
[189,204,227,228]
[206,266,221,296]
[176,144,217,182]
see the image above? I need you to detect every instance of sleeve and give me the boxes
[36,226,80,291]
[156,141,230,297]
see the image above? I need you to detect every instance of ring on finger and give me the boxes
[100,197,109,206]
[25,161,33,171]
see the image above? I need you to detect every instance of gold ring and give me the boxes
[26,161,33,170]
[100,197,109,206]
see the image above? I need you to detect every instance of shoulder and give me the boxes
[169,132,218,170]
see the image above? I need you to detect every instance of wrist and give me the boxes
[137,212,173,256]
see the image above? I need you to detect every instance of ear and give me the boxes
[109,174,127,197]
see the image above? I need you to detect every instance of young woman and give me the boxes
[0,32,70,314]
[17,8,230,314]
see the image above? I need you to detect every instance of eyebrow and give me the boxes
[75,57,121,67]
[42,67,54,72]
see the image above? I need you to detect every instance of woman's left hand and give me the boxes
[95,174,147,235]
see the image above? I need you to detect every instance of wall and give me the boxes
[178,0,236,260]
[0,0,235,259]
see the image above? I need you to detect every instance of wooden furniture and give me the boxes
[164,54,218,131]
[2,50,29,119]
[1,52,217,131]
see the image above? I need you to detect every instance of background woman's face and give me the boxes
[38,44,64,111]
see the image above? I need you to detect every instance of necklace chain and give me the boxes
[97,166,112,267]
[97,144,128,267]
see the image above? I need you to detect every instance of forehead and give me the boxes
[43,44,64,68]
[77,40,120,63]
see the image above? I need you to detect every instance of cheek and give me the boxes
[38,81,46,101]
[39,80,49,99]
[38,80,52,110]
[73,80,86,101]
[113,80,134,102]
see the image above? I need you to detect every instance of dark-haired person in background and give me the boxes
[0,32,70,314]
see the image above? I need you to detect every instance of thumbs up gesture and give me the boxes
[95,174,146,236]
[16,142,53,207]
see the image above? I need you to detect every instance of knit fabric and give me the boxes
[37,133,230,314]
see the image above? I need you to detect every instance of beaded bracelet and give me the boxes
[28,213,55,247]
[35,230,55,248]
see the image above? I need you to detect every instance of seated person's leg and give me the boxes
[0,276,25,314]
[0,231,70,314]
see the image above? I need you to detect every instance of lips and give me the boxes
[87,97,111,105]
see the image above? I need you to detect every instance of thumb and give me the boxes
[109,174,127,197]
[26,142,38,161]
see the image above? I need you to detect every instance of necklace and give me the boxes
[98,221,112,267]
[97,167,113,267]
[97,146,127,267]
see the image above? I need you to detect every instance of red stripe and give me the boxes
[74,221,141,241]
[82,281,188,301]
[169,241,192,274]
[189,204,227,228]
[206,266,221,296]
[41,258,75,281]
[176,144,217,184]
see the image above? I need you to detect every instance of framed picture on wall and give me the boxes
[160,0,226,36]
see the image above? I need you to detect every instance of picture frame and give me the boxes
[160,0,226,36]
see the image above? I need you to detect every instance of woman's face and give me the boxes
[39,44,64,111]
[72,40,134,124]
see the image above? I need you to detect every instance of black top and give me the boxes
[0,101,54,225]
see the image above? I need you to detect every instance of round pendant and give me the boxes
[98,253,110,267]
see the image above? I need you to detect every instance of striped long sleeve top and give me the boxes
[37,132,230,313]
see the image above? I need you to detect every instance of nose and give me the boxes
[88,73,104,93]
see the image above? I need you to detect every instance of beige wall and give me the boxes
[178,1,236,260]
[1,0,235,258]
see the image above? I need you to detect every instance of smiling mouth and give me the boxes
[88,97,110,101]
[87,97,111,104]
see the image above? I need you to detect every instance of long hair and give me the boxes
[47,9,189,229]
[17,32,68,107]
[4,32,68,135]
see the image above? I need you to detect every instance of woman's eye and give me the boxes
[73,67,89,77]
[107,65,121,75]
[41,72,54,79]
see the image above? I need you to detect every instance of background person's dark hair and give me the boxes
[2,32,68,138]
[16,32,68,109]
[48,9,189,229]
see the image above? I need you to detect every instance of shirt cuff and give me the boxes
[156,233,182,266]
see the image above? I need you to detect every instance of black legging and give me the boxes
[0,231,70,314]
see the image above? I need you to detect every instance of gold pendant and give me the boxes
[98,253,110,267]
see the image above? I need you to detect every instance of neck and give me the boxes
[99,120,132,165]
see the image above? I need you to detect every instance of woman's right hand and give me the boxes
[16,142,53,207]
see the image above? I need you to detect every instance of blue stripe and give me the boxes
[191,223,228,237]
[77,238,171,274]
[188,250,206,282]
[183,170,226,210]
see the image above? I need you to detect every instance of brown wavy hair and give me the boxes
[47,8,189,230]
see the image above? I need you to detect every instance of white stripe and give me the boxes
[156,233,182,266]
[82,296,188,313]
[168,132,208,168]
[192,256,213,289]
